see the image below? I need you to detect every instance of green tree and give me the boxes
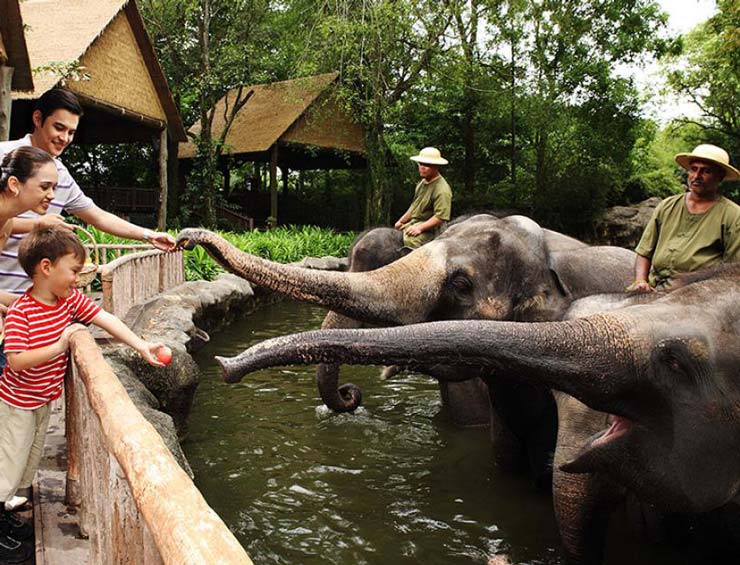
[289,0,452,226]
[141,0,284,226]
[664,0,740,154]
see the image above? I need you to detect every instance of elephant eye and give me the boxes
[652,338,710,389]
[449,272,473,293]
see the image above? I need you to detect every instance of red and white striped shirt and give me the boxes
[0,288,101,409]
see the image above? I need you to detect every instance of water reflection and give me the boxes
[184,300,685,565]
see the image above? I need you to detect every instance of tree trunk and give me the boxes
[157,128,168,231]
[0,66,12,142]
[364,128,392,228]
[462,88,476,194]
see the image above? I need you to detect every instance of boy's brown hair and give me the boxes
[18,225,86,277]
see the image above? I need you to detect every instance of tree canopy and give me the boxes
[61,0,739,236]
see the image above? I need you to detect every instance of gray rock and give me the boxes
[293,256,348,271]
[593,197,662,248]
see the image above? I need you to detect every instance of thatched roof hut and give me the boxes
[10,0,186,144]
[8,0,187,229]
[179,73,366,225]
[179,72,365,168]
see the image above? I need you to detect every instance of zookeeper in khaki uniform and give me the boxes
[631,144,740,292]
[394,147,452,249]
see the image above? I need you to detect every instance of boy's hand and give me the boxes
[138,341,167,367]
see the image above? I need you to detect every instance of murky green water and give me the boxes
[184,301,688,565]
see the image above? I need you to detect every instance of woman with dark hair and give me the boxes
[0,148,57,309]
[0,146,57,313]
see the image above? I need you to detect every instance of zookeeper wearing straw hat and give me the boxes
[631,143,740,292]
[394,147,452,249]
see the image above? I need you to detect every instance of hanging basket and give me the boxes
[74,225,99,288]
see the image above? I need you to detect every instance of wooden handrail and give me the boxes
[100,249,184,318]
[68,331,252,563]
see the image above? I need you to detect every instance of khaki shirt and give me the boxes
[403,176,453,248]
[635,193,740,286]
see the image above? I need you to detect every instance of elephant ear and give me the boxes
[503,215,572,297]
[546,250,574,299]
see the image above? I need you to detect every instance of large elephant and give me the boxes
[222,264,740,563]
[177,215,634,478]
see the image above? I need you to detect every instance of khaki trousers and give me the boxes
[0,401,51,502]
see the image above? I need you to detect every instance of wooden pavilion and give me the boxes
[178,72,366,226]
[8,0,186,229]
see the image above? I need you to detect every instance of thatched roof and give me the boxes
[0,0,33,91]
[179,73,366,169]
[12,0,186,141]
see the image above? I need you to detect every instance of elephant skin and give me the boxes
[222,264,740,563]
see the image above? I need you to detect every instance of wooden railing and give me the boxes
[84,186,159,213]
[216,206,255,231]
[80,243,150,294]
[100,249,185,318]
[66,331,253,564]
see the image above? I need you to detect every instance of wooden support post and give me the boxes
[0,65,13,142]
[223,164,231,194]
[157,128,168,230]
[65,365,82,508]
[269,144,278,228]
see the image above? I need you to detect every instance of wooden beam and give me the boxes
[74,91,165,131]
[157,128,168,230]
[0,65,13,141]
[269,144,278,228]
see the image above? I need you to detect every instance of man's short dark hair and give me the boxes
[34,89,84,124]
[18,225,86,277]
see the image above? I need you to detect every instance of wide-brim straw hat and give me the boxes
[410,147,448,166]
[675,144,740,181]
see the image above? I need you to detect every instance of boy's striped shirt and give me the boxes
[0,289,101,409]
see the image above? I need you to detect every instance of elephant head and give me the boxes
[218,264,740,515]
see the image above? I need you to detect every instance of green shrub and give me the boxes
[183,226,355,281]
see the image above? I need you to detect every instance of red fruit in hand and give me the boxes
[156,346,173,365]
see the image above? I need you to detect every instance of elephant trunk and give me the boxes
[316,311,363,412]
[216,315,638,414]
[176,228,444,326]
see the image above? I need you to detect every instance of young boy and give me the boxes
[0,225,165,561]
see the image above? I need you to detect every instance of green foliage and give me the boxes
[626,122,687,202]
[63,143,159,190]
[63,0,688,235]
[663,0,740,153]
[182,226,355,281]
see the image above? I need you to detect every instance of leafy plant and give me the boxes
[182,226,355,281]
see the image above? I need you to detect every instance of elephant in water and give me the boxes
[222,264,740,563]
[177,215,634,481]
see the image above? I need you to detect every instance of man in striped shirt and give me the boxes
[0,226,165,559]
[0,88,175,299]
